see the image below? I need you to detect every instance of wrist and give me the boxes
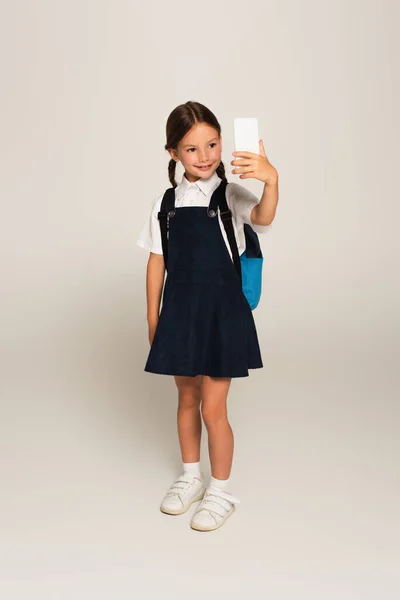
[264,176,278,187]
[263,170,278,186]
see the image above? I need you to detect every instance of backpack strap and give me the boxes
[157,187,175,271]
[213,181,242,283]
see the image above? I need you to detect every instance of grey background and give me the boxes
[1,0,399,598]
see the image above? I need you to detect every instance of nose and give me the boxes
[198,152,210,163]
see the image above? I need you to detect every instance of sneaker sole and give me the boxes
[160,490,205,515]
[190,505,235,531]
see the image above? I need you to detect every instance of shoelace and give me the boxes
[196,488,241,519]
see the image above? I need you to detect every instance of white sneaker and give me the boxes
[160,472,205,515]
[190,487,241,531]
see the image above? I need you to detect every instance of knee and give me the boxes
[178,390,201,410]
[201,402,227,428]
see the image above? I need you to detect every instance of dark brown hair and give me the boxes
[165,101,227,188]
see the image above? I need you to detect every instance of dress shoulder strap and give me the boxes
[159,187,175,214]
[157,187,175,272]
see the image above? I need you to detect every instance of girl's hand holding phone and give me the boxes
[231,140,278,186]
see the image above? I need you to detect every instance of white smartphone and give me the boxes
[233,117,260,156]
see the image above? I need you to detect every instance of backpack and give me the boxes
[157,180,263,310]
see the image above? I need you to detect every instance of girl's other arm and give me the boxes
[146,252,165,345]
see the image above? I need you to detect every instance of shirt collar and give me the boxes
[175,170,221,201]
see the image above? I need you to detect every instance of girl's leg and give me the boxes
[160,376,204,515]
[200,376,233,480]
[173,375,203,463]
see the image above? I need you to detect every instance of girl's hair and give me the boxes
[165,101,228,188]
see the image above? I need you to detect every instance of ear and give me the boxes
[168,149,179,162]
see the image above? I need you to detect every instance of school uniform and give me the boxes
[137,171,272,378]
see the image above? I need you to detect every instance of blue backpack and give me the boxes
[158,179,263,310]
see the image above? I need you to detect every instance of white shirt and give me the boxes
[136,171,272,260]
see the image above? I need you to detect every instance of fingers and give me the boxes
[232,166,255,174]
[259,139,267,157]
[231,157,253,173]
[231,158,252,170]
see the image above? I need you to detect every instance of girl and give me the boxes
[137,101,278,531]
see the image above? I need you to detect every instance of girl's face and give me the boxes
[169,122,222,183]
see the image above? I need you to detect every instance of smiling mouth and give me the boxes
[197,164,212,169]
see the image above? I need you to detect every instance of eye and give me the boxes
[186,142,217,153]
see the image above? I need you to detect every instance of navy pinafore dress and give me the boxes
[144,180,263,378]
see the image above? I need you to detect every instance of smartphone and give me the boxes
[233,117,260,156]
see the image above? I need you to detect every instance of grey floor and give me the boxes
[2,337,399,599]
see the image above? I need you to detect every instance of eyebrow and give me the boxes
[182,137,219,148]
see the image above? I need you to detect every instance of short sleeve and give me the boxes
[226,182,272,234]
[137,193,164,254]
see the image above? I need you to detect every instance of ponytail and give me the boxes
[216,160,228,183]
[168,158,178,188]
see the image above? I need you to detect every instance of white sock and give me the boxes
[209,475,231,493]
[183,461,201,478]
